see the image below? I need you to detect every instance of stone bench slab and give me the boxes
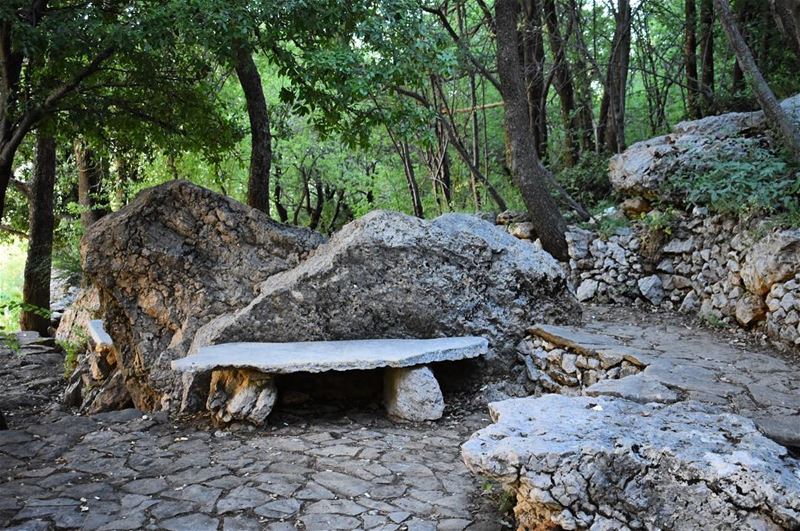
[172,337,487,374]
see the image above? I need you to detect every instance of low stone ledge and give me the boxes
[462,394,800,530]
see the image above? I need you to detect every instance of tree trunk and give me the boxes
[19,134,56,335]
[521,0,549,160]
[700,0,716,114]
[543,0,581,165]
[685,0,701,118]
[74,140,105,229]
[496,0,569,260]
[0,158,11,222]
[771,0,800,62]
[235,48,271,215]
[401,140,424,218]
[273,164,289,223]
[308,176,324,231]
[717,0,800,160]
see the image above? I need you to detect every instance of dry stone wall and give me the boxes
[497,209,800,351]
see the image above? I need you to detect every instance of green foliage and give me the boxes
[638,208,678,236]
[705,313,726,329]
[556,153,614,209]
[670,146,800,221]
[58,335,86,378]
[596,216,630,240]
[0,241,26,332]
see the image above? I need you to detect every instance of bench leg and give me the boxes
[207,369,277,425]
[383,365,445,421]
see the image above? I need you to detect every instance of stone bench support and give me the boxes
[172,337,487,425]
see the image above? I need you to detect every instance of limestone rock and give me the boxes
[55,286,100,346]
[383,366,444,421]
[496,210,530,225]
[80,180,325,411]
[508,222,536,240]
[191,211,578,360]
[609,94,800,196]
[462,395,800,530]
[620,197,651,218]
[575,279,598,302]
[741,230,800,295]
[637,275,664,305]
[735,294,768,327]
[174,337,486,374]
[207,369,277,425]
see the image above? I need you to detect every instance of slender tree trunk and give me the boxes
[308,176,324,231]
[19,134,56,335]
[700,0,716,114]
[685,0,701,118]
[469,73,482,209]
[273,164,289,223]
[456,4,481,209]
[521,0,549,160]
[771,0,800,62]
[543,0,581,165]
[75,139,105,229]
[0,158,11,222]
[235,48,271,215]
[496,0,568,260]
[401,140,424,218]
[717,0,800,160]
[599,0,632,153]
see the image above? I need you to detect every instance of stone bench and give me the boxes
[172,337,487,424]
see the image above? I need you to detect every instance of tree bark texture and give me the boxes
[543,0,581,165]
[700,0,716,113]
[20,133,56,335]
[716,0,800,161]
[235,48,271,215]
[685,0,701,118]
[496,0,569,260]
[74,139,106,229]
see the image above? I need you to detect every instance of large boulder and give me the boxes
[609,94,800,196]
[191,210,578,363]
[462,395,800,530]
[740,229,800,296]
[81,180,325,411]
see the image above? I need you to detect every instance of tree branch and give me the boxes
[421,5,502,92]
[10,178,30,197]
[0,224,27,239]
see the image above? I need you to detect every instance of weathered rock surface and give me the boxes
[80,180,325,411]
[191,211,578,360]
[522,314,800,449]
[740,229,800,296]
[173,337,487,374]
[383,366,445,421]
[609,94,800,196]
[207,369,277,425]
[55,286,100,346]
[462,394,800,530]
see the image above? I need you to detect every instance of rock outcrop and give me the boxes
[462,394,800,530]
[191,211,578,361]
[79,180,325,411]
[609,94,800,196]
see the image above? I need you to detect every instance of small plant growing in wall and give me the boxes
[58,329,88,378]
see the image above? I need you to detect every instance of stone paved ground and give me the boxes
[0,338,504,531]
[579,303,800,449]
[2,303,800,530]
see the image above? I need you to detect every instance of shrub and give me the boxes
[556,153,614,209]
[670,145,800,223]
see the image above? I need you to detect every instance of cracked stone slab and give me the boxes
[172,337,487,374]
[585,373,680,404]
[462,394,800,530]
